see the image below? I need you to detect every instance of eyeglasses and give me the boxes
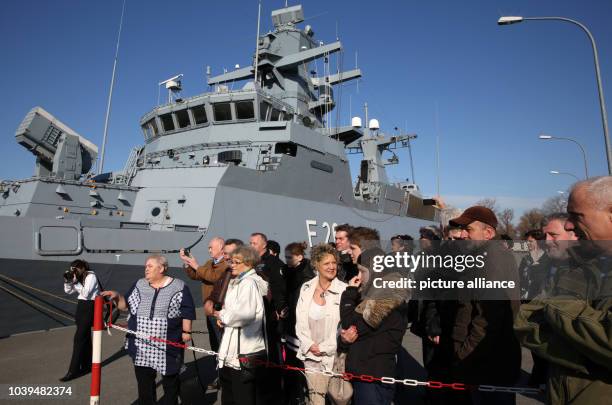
[229,259,244,265]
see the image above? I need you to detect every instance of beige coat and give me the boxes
[295,276,347,371]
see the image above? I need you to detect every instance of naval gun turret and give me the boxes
[15,107,98,180]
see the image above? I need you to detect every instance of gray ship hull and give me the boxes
[0,184,431,336]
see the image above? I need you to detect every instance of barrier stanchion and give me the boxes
[90,296,104,405]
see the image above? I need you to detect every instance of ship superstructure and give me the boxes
[0,4,436,336]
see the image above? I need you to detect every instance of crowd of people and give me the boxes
[66,176,609,405]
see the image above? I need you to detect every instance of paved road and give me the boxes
[0,310,544,404]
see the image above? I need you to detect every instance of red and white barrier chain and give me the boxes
[105,321,541,396]
[108,323,217,356]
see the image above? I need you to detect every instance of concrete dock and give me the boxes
[0,309,544,404]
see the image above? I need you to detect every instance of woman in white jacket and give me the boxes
[296,244,348,405]
[213,245,268,405]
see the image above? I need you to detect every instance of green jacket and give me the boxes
[514,248,612,404]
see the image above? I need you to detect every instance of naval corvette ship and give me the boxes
[0,4,437,336]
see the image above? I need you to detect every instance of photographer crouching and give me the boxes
[60,259,100,382]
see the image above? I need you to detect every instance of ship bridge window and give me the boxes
[175,109,191,129]
[191,105,208,125]
[259,101,270,121]
[151,119,160,136]
[160,113,175,132]
[236,101,255,120]
[213,103,232,122]
[142,118,159,139]
[142,122,153,140]
[142,118,159,140]
[270,108,281,121]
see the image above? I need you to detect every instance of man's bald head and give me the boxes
[570,177,612,209]
[566,176,612,244]
[208,237,225,259]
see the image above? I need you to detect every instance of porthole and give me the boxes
[151,207,161,217]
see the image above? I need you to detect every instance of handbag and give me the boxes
[237,327,268,369]
[328,352,353,405]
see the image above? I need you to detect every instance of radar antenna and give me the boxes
[158,74,184,104]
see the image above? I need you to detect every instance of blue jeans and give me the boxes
[352,382,395,405]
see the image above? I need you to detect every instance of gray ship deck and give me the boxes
[0,308,544,404]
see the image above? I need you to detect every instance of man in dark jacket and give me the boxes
[250,232,288,404]
[335,223,358,282]
[250,232,288,316]
[448,206,521,405]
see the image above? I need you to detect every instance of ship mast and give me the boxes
[253,0,262,87]
[98,0,127,175]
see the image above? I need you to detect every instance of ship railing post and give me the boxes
[90,296,104,405]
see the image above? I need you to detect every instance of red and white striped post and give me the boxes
[90,296,104,405]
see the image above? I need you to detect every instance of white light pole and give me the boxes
[550,170,580,182]
[539,134,589,179]
[499,16,612,175]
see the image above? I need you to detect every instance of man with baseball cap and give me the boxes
[449,205,499,246]
[445,206,521,405]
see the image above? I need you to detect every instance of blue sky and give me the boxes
[1,0,610,217]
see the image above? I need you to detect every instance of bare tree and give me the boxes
[541,195,568,215]
[474,198,518,236]
[475,198,499,213]
[498,208,516,238]
[516,208,545,237]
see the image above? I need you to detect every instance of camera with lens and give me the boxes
[63,267,76,283]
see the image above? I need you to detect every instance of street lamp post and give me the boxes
[550,170,580,182]
[539,134,589,179]
[499,16,612,175]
